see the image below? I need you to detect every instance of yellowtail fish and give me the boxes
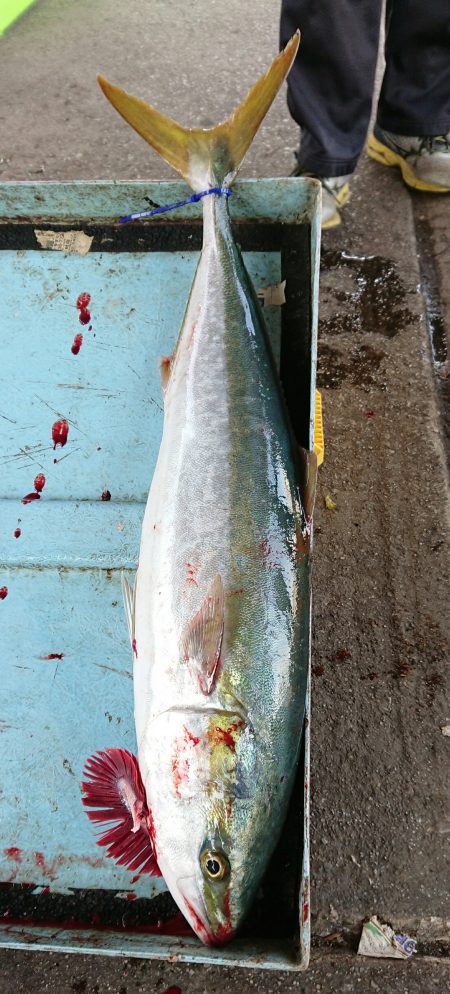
[82,31,317,947]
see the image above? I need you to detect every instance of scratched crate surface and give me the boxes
[0,180,320,968]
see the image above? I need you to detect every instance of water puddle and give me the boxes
[319,250,414,339]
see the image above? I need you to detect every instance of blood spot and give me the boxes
[34,474,46,493]
[185,562,198,586]
[76,292,91,325]
[41,653,64,660]
[14,528,21,538]
[184,727,200,747]
[21,492,40,505]
[313,665,324,677]
[71,333,83,355]
[101,490,111,501]
[125,892,137,901]
[210,720,244,752]
[52,419,69,448]
[365,409,375,417]
[132,638,138,658]
[302,900,309,925]
[334,649,351,661]
[0,587,8,600]
[4,847,21,861]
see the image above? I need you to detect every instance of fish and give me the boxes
[82,31,318,947]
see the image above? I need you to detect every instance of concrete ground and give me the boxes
[0,0,449,990]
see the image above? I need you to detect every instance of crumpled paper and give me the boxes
[358,916,417,959]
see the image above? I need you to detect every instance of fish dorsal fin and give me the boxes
[181,574,225,695]
[121,572,136,646]
[97,33,300,190]
[82,748,161,876]
[298,447,318,522]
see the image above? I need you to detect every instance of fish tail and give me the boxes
[97,32,300,191]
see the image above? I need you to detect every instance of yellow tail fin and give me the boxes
[98,32,300,191]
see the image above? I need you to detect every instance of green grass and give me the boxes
[0,0,38,36]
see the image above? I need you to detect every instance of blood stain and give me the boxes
[21,492,40,505]
[14,528,21,538]
[184,727,200,747]
[76,292,91,325]
[4,847,21,861]
[0,587,8,600]
[101,490,111,501]
[34,473,46,493]
[41,653,64,660]
[163,988,182,994]
[132,638,138,658]
[302,901,309,925]
[313,665,324,677]
[334,649,351,661]
[125,893,137,901]
[52,419,69,448]
[71,333,83,355]
[366,409,375,417]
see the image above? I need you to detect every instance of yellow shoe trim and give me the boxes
[334,182,350,207]
[367,134,450,193]
[321,181,350,228]
[322,211,341,229]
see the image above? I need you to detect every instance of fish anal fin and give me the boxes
[82,748,161,876]
[121,572,136,646]
[159,354,173,393]
[181,574,225,695]
[298,447,318,523]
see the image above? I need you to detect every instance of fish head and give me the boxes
[142,710,271,945]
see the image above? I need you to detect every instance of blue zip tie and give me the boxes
[118,187,231,224]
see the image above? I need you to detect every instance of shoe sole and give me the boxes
[367,134,450,193]
[321,183,351,229]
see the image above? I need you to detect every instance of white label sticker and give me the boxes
[257,280,287,307]
[34,229,94,256]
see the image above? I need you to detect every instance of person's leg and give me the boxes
[377,0,450,136]
[280,0,383,177]
[368,0,450,192]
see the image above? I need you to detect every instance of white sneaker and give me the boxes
[367,127,450,192]
[290,164,352,228]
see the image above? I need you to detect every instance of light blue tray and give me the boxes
[0,178,320,970]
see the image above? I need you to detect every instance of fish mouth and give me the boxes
[208,924,236,947]
[176,876,236,947]
[175,874,214,945]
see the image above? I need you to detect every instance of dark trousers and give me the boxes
[280,0,450,176]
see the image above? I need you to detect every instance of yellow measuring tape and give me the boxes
[313,389,324,467]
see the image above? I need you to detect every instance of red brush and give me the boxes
[82,748,161,876]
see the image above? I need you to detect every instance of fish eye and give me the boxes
[200,849,230,882]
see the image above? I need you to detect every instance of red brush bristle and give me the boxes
[82,748,161,876]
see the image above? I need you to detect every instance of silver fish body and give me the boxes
[133,192,311,943]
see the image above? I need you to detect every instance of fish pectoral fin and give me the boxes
[181,574,225,695]
[82,748,161,876]
[121,572,136,646]
[298,447,318,523]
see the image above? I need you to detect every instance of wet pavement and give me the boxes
[0,0,449,991]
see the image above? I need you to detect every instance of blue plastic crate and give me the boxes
[0,178,320,970]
